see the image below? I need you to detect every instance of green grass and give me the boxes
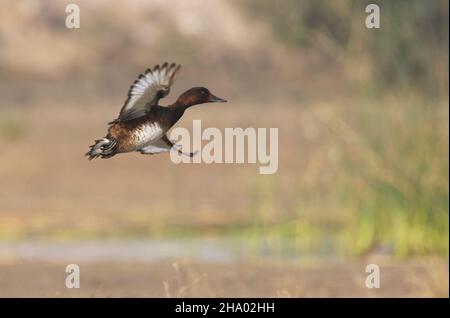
[258,97,449,257]
[232,0,449,257]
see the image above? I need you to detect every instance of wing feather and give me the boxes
[111,63,181,123]
[138,135,173,155]
[138,135,196,157]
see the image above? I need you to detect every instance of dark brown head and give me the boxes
[176,87,227,108]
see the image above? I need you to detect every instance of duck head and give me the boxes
[176,87,227,108]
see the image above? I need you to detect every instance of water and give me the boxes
[0,237,338,263]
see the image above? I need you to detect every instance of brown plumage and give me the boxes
[86,63,226,160]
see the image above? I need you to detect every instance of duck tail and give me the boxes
[85,137,117,160]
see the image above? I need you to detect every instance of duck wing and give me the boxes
[139,135,196,157]
[111,62,181,123]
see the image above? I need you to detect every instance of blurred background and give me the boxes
[0,0,448,297]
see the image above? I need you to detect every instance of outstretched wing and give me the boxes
[111,62,181,123]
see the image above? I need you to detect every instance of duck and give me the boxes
[86,62,226,160]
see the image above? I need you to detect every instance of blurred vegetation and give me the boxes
[0,113,26,140]
[236,0,449,256]
[238,0,449,97]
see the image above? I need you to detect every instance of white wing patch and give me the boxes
[139,137,172,155]
[138,134,198,157]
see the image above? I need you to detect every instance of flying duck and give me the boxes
[86,62,226,160]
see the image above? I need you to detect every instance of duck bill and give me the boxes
[209,94,227,103]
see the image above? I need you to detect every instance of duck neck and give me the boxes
[172,101,189,112]
[172,100,200,112]
[168,102,189,123]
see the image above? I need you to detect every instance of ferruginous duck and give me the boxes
[86,62,226,160]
